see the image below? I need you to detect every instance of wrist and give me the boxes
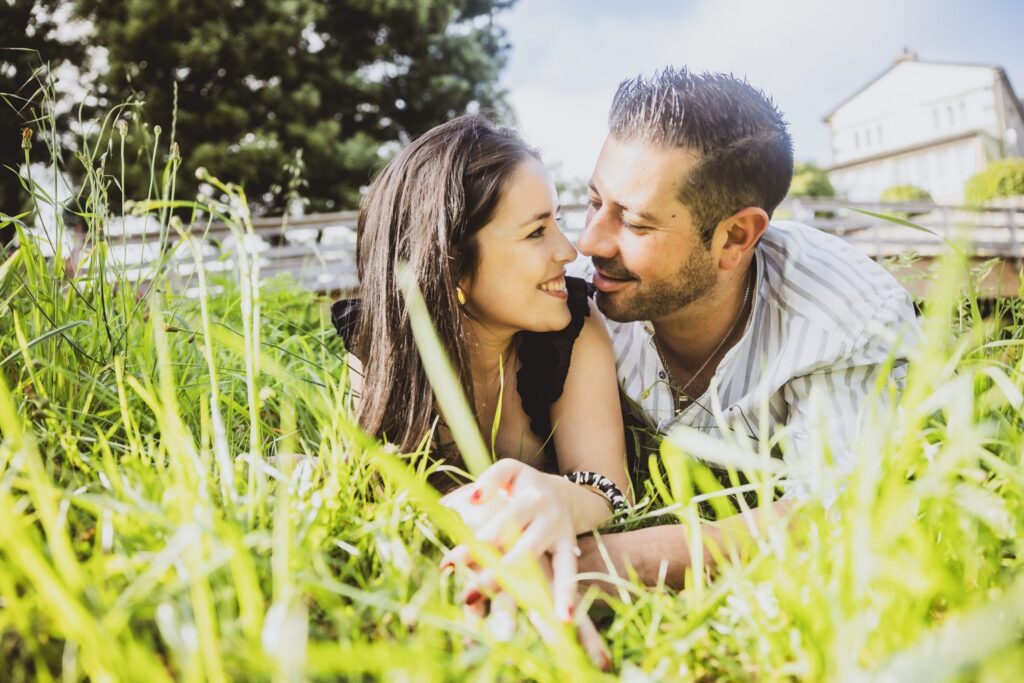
[559,473,614,533]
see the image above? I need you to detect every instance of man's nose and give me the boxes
[577,205,616,259]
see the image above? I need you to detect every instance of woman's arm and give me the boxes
[438,302,631,623]
[550,299,632,532]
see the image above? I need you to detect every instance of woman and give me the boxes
[332,115,628,663]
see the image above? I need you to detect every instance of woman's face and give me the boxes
[460,157,578,335]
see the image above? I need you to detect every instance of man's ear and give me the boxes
[717,207,769,271]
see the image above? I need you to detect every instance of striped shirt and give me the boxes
[571,220,920,499]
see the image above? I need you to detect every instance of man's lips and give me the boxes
[592,269,636,293]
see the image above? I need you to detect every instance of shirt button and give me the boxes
[659,371,666,379]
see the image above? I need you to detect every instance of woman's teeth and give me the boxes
[539,277,566,292]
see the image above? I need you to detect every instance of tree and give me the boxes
[1,0,85,247]
[75,0,517,215]
[788,161,834,198]
[964,159,1024,206]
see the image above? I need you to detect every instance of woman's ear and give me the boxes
[717,207,769,271]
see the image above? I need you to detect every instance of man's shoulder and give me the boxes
[758,220,916,348]
[761,220,876,269]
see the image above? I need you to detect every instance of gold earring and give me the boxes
[456,287,466,305]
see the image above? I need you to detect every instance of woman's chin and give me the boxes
[523,310,572,333]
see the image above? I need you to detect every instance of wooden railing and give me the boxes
[33,198,1024,297]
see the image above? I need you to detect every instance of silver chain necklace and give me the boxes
[653,270,754,410]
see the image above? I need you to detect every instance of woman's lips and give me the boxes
[538,275,568,300]
[592,270,634,293]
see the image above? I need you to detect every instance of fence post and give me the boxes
[1008,208,1022,268]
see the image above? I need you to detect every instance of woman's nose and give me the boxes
[554,225,578,264]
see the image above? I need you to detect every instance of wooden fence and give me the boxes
[34,198,1024,298]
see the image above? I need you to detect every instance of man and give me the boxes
[570,68,919,587]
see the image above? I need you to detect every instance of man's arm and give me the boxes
[577,500,796,590]
[579,287,918,591]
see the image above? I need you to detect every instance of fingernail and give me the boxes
[464,589,482,605]
[469,488,483,504]
[440,563,454,576]
[600,651,612,671]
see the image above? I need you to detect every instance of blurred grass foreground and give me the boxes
[1,92,1024,682]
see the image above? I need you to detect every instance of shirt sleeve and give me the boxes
[778,289,918,501]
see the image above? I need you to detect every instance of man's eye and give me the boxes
[528,226,546,239]
[624,221,650,233]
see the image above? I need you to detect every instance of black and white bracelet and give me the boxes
[564,471,629,514]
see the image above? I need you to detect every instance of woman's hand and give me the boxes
[440,458,584,622]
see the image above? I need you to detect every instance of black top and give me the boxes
[331,276,591,470]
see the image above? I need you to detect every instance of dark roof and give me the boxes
[822,57,1024,124]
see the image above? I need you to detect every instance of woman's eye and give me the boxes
[587,198,601,209]
[528,226,546,239]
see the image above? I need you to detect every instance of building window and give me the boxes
[865,128,872,146]
[877,125,883,146]
[947,105,954,126]
[854,131,859,149]
[933,108,940,129]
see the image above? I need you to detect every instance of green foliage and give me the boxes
[965,158,1024,205]
[72,0,517,214]
[881,184,933,203]
[788,161,834,198]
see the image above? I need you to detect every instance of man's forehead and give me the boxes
[592,159,696,221]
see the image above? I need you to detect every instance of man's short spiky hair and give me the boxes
[608,68,794,243]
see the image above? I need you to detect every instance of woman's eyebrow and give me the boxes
[516,210,553,230]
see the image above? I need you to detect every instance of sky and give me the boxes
[497,0,1024,183]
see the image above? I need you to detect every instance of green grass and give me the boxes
[1,90,1023,681]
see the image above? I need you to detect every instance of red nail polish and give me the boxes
[567,605,574,619]
[469,489,483,504]
[464,589,482,605]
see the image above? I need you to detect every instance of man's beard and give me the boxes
[593,245,717,322]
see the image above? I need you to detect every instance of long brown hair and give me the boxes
[353,114,538,459]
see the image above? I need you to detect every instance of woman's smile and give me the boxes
[538,274,568,300]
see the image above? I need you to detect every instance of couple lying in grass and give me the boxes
[332,67,918,666]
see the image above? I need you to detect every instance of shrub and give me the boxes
[964,158,1024,205]
[881,184,933,203]
[789,161,835,198]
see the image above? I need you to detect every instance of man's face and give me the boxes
[577,135,719,322]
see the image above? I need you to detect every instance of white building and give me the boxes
[824,51,1024,204]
